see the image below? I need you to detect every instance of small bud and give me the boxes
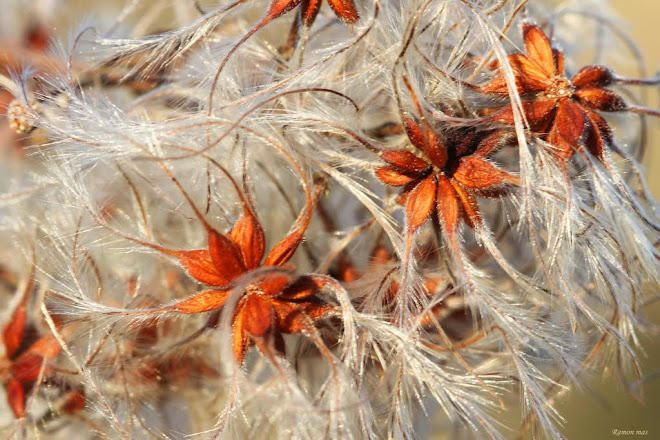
[7,99,37,134]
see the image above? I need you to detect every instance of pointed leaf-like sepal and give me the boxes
[491,100,556,125]
[380,150,431,174]
[264,178,322,267]
[231,306,249,364]
[571,65,614,88]
[3,272,32,360]
[522,22,556,77]
[573,88,627,112]
[263,229,304,267]
[229,211,266,270]
[508,54,552,90]
[243,295,274,338]
[436,175,460,234]
[451,180,482,229]
[11,353,47,383]
[278,276,327,300]
[555,100,586,146]
[60,390,86,414]
[6,378,25,419]
[171,289,231,314]
[453,157,519,190]
[406,174,437,233]
[327,0,360,23]
[403,117,427,151]
[271,299,334,334]
[207,229,246,276]
[553,49,565,76]
[583,108,613,159]
[403,117,449,168]
[176,249,238,287]
[546,99,587,161]
[300,0,322,26]
[423,129,449,169]
[10,335,60,383]
[266,0,304,20]
[375,166,419,186]
[3,301,27,360]
[260,274,293,297]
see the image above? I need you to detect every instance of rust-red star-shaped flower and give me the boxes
[375,117,518,235]
[482,22,630,162]
[144,194,335,364]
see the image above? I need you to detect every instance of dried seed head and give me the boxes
[7,99,36,134]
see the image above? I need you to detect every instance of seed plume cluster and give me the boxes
[0,0,659,438]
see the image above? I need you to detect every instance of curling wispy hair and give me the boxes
[0,0,659,439]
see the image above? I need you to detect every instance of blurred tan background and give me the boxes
[560,5,660,440]
[617,2,660,193]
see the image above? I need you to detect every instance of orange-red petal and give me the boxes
[555,99,586,146]
[380,150,431,174]
[491,100,556,125]
[406,174,437,233]
[573,87,627,112]
[451,180,482,229]
[582,107,613,160]
[263,229,304,267]
[6,378,25,419]
[546,124,575,162]
[20,334,60,360]
[571,65,614,88]
[402,117,448,168]
[243,295,274,337]
[176,249,237,286]
[60,390,86,414]
[171,289,231,314]
[480,77,510,95]
[508,54,552,91]
[453,157,519,189]
[3,302,27,360]
[327,0,360,23]
[207,229,246,276]
[260,273,293,296]
[336,257,360,282]
[522,22,556,77]
[545,100,587,162]
[11,342,58,383]
[231,306,249,364]
[278,276,327,300]
[436,175,460,234]
[229,211,266,270]
[300,0,322,26]
[473,131,505,158]
[266,0,303,20]
[424,128,449,169]
[553,48,565,76]
[375,166,420,186]
[403,117,427,151]
[271,299,333,334]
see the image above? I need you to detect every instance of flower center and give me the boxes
[246,284,264,296]
[544,76,575,100]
